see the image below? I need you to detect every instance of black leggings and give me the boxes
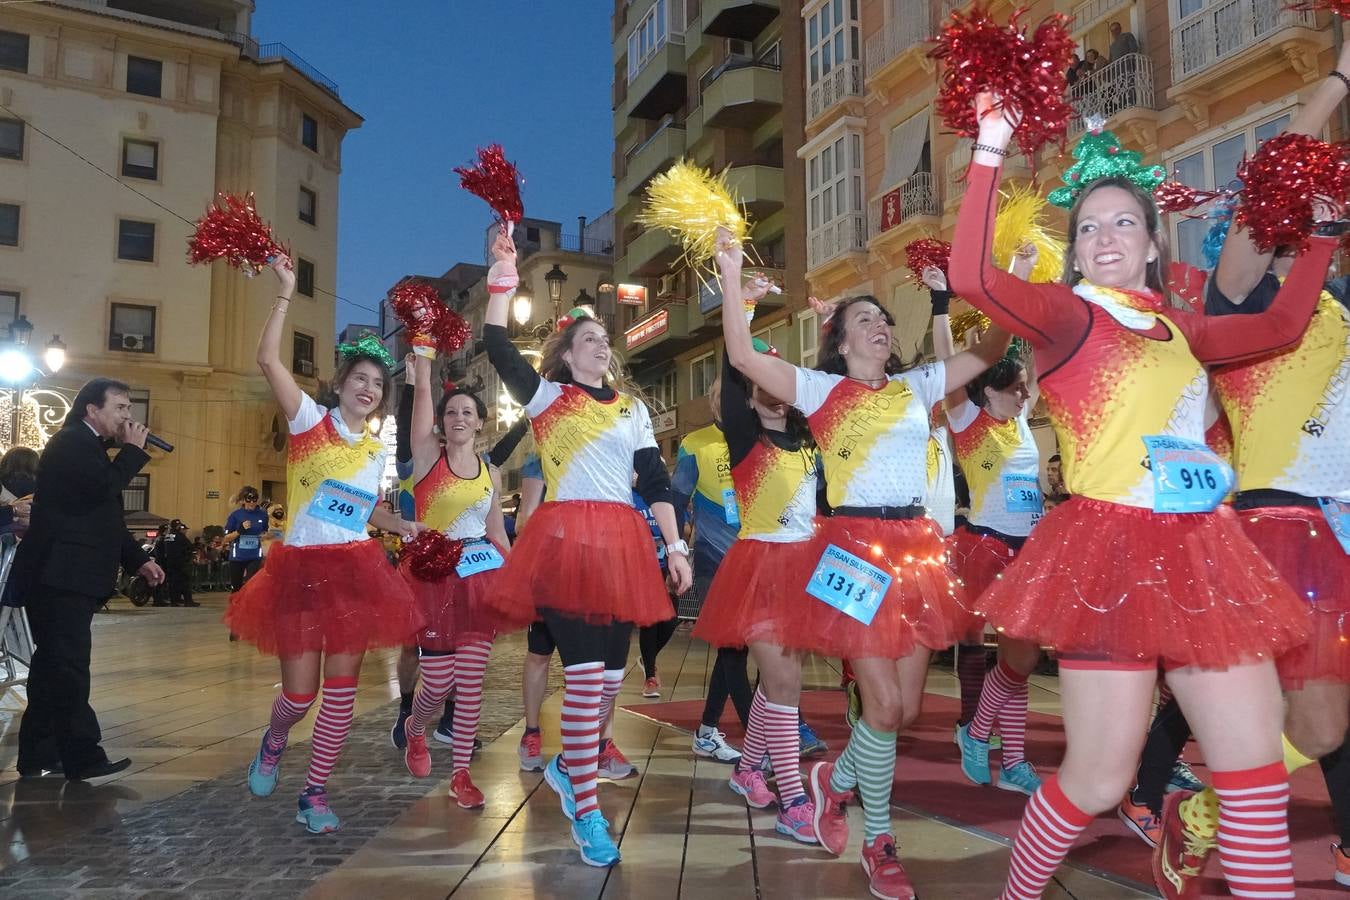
[539,608,632,669]
[1323,736,1350,846]
[638,601,679,678]
[701,646,753,729]
[1131,695,1192,814]
[228,559,263,593]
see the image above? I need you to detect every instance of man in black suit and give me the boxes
[12,377,165,780]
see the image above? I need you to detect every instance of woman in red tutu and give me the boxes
[229,256,424,834]
[479,230,692,868]
[714,229,1010,900]
[948,94,1338,900]
[691,315,822,843]
[395,353,510,808]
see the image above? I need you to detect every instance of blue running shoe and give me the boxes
[997,761,1042,796]
[295,786,340,834]
[571,810,621,867]
[798,721,828,757]
[390,707,410,750]
[1167,760,1205,794]
[956,722,992,786]
[543,754,577,821]
[247,730,283,797]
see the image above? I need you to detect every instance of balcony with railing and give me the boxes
[867,172,939,253]
[1066,52,1155,139]
[807,61,864,128]
[943,140,1031,207]
[864,8,932,91]
[807,213,868,275]
[627,30,687,120]
[618,120,687,198]
[700,58,783,128]
[1170,0,1317,100]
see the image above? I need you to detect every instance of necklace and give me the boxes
[846,374,887,387]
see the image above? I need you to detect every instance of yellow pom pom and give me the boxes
[636,160,751,278]
[992,182,1067,284]
[950,309,992,343]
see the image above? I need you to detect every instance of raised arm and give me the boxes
[409,354,440,480]
[481,230,542,404]
[488,417,531,470]
[256,254,305,421]
[484,486,510,553]
[923,267,967,411]
[942,328,1012,396]
[715,228,799,403]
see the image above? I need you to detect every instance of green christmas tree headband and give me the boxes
[337,331,395,370]
[1047,116,1167,209]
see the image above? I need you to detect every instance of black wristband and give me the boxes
[1331,70,1350,93]
[930,289,952,316]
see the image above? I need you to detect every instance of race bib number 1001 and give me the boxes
[456,539,506,577]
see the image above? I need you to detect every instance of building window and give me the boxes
[292,331,316,376]
[627,0,682,83]
[799,312,820,368]
[0,291,17,332]
[880,112,931,192]
[0,30,29,74]
[126,56,163,98]
[109,303,156,353]
[121,138,158,180]
[806,0,860,87]
[123,474,149,513]
[0,118,23,161]
[649,368,677,410]
[805,129,866,269]
[0,203,18,247]
[1167,111,1292,270]
[296,257,315,297]
[128,388,150,425]
[301,113,318,152]
[689,352,717,400]
[117,219,156,262]
[299,186,317,225]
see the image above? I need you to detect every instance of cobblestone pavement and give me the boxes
[0,635,562,900]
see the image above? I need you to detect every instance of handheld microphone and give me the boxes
[145,433,175,453]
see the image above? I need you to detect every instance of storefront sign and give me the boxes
[653,408,678,435]
[617,283,647,306]
[625,309,669,350]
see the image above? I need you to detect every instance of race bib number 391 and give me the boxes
[1002,474,1044,516]
[806,543,893,626]
[308,479,377,532]
[1142,435,1233,514]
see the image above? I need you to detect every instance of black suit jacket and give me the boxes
[10,422,151,600]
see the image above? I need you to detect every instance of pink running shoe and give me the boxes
[728,766,776,809]
[775,795,819,844]
[405,733,431,778]
[808,760,853,857]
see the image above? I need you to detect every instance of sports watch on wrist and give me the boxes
[665,540,691,557]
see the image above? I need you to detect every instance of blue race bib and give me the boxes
[1142,435,1233,513]
[805,543,893,626]
[456,539,505,577]
[237,535,260,551]
[1002,474,1044,516]
[1317,498,1350,556]
[722,488,741,527]
[307,479,377,532]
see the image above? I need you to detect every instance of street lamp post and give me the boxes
[544,263,568,324]
[0,315,67,451]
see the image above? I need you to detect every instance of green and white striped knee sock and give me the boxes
[829,719,896,841]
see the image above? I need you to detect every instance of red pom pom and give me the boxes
[1234,133,1350,253]
[929,6,1076,159]
[187,192,288,274]
[1153,181,1221,215]
[903,238,952,284]
[454,144,524,226]
[388,282,472,355]
[400,530,464,582]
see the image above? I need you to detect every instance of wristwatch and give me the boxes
[665,540,690,557]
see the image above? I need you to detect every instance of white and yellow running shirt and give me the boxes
[525,380,658,504]
[284,394,387,547]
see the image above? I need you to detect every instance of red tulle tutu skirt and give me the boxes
[974,497,1311,668]
[224,540,423,658]
[1238,506,1350,687]
[947,524,1022,636]
[692,539,816,648]
[484,501,671,628]
[769,515,963,660]
[398,541,505,652]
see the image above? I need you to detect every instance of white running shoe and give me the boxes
[692,727,742,763]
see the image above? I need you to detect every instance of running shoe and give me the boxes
[519,730,544,772]
[1167,760,1205,794]
[728,765,776,809]
[572,810,621,867]
[1153,790,1215,899]
[1333,842,1350,887]
[996,761,1042,796]
[449,768,485,809]
[247,730,284,797]
[845,680,862,729]
[807,761,853,857]
[693,727,742,764]
[955,722,992,786]
[598,741,636,780]
[799,721,829,757]
[951,722,1000,750]
[543,754,577,821]
[774,794,818,844]
[390,707,411,750]
[861,833,916,900]
[405,732,432,778]
[1118,793,1162,848]
[296,786,340,834]
[433,724,454,745]
[642,676,661,698]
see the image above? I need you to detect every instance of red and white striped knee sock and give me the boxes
[763,699,804,802]
[1001,775,1094,900]
[598,668,624,733]
[737,688,769,772]
[1212,762,1294,898]
[305,676,358,791]
[451,641,490,772]
[561,662,604,819]
[970,660,1027,744]
[994,673,1030,768]
[265,690,315,753]
[407,654,455,740]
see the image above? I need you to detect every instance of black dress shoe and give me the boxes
[17,762,63,778]
[65,757,132,781]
